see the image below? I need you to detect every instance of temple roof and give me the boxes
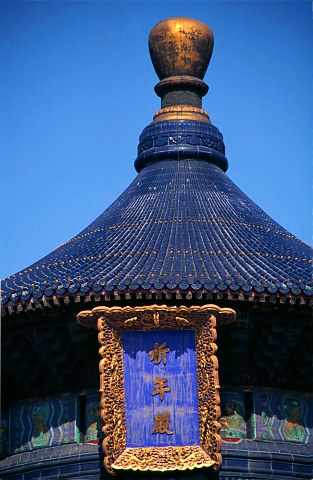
[1,17,312,309]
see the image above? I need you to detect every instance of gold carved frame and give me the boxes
[77,304,236,474]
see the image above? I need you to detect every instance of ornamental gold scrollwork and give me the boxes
[77,304,236,473]
[112,446,216,471]
[98,321,126,474]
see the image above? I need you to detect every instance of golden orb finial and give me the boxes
[149,17,214,80]
[148,18,214,123]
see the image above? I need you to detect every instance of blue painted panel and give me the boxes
[122,330,199,448]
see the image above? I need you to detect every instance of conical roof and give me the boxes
[1,17,312,309]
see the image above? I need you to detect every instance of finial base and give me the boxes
[153,105,210,123]
[155,76,209,97]
[135,120,228,173]
[155,75,209,110]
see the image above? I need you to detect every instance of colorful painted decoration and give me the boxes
[0,415,9,458]
[253,392,312,445]
[219,392,246,442]
[85,393,103,443]
[9,396,80,453]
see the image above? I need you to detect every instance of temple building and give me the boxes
[1,17,312,480]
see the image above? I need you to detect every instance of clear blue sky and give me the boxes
[1,0,312,280]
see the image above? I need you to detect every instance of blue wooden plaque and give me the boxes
[80,305,236,473]
[123,330,199,447]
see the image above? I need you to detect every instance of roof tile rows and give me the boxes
[1,120,312,307]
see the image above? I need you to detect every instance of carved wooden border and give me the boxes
[77,304,236,473]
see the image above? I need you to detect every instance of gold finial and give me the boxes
[148,18,214,123]
[149,17,214,80]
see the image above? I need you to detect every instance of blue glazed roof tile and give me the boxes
[1,119,312,307]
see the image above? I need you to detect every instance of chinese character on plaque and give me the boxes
[151,376,171,401]
[149,342,170,365]
[152,412,173,435]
